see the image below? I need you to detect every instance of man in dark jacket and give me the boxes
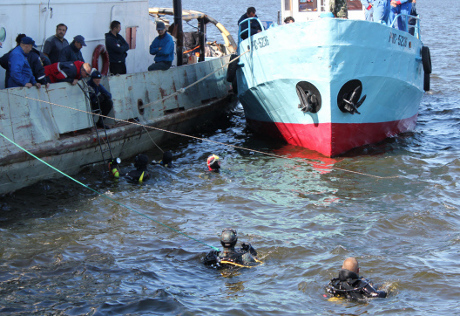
[87,70,113,128]
[7,36,41,89]
[326,257,387,301]
[44,61,91,85]
[237,7,263,40]
[43,23,69,64]
[105,20,130,75]
[59,35,86,62]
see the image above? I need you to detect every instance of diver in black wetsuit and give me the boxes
[204,228,259,268]
[125,154,150,183]
[326,257,387,301]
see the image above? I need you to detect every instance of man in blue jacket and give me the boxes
[105,20,130,75]
[389,0,412,31]
[59,35,86,62]
[87,70,113,128]
[148,22,174,71]
[8,36,41,89]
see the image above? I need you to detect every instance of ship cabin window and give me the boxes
[347,0,363,10]
[285,0,291,10]
[126,27,137,49]
[299,0,317,12]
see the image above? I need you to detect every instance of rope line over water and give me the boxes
[0,132,220,252]
[0,51,398,179]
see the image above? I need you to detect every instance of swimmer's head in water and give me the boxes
[207,154,220,172]
[134,154,149,169]
[161,151,173,166]
[220,228,237,248]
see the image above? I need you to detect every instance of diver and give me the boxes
[125,154,150,183]
[152,151,173,168]
[326,257,387,301]
[204,228,259,268]
[206,154,220,172]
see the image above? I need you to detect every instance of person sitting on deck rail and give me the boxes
[148,21,174,71]
[44,60,91,85]
[389,0,412,32]
[59,35,86,63]
[126,154,151,183]
[238,7,263,40]
[1,34,50,88]
[204,228,259,268]
[87,70,113,129]
[6,36,42,89]
[43,23,69,64]
[326,257,387,301]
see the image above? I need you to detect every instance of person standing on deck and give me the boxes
[43,23,69,64]
[59,35,86,62]
[360,0,373,21]
[148,22,174,71]
[389,0,412,31]
[105,20,130,75]
[238,7,263,40]
[330,0,348,19]
[372,0,391,24]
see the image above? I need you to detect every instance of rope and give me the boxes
[0,131,220,252]
[138,49,250,110]
[0,88,397,179]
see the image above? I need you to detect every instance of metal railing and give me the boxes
[389,13,421,39]
[238,17,265,44]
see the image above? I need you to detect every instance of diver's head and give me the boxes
[161,151,173,166]
[342,257,359,274]
[134,154,149,170]
[220,228,237,249]
[207,154,220,172]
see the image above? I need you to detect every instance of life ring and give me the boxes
[92,44,110,76]
[226,54,239,83]
[421,46,432,74]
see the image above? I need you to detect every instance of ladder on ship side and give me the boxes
[78,81,115,171]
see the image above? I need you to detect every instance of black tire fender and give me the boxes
[226,54,239,83]
[421,46,432,74]
[424,71,430,92]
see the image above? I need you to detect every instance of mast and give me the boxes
[173,0,184,66]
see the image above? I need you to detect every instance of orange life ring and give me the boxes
[92,44,110,76]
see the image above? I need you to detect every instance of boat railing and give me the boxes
[389,13,421,39]
[238,17,266,44]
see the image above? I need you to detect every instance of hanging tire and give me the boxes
[424,72,430,92]
[421,46,432,74]
[226,54,238,83]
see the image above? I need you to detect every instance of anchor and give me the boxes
[297,88,320,113]
[342,85,366,115]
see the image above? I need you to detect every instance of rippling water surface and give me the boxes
[1,1,459,315]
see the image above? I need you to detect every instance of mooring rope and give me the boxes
[0,131,220,252]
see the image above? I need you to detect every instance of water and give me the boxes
[1,1,460,315]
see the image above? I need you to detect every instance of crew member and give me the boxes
[126,154,151,183]
[389,0,412,31]
[326,257,387,301]
[44,61,91,85]
[7,36,41,89]
[360,0,373,21]
[238,7,263,40]
[373,0,391,24]
[330,0,348,19]
[105,20,130,75]
[43,23,69,64]
[204,228,259,268]
[59,35,86,62]
[284,16,295,24]
[148,22,174,71]
[88,70,113,129]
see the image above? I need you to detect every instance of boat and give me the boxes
[232,0,431,157]
[0,0,237,195]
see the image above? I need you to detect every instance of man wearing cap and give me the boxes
[44,61,91,85]
[148,21,174,71]
[43,23,69,64]
[59,35,86,63]
[105,20,130,75]
[8,36,41,89]
[87,70,113,128]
